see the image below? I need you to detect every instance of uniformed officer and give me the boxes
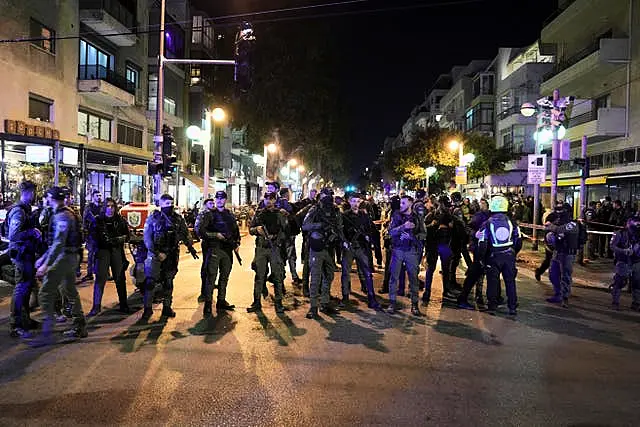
[296,189,318,297]
[81,190,103,282]
[477,195,522,315]
[610,216,640,310]
[195,198,214,302]
[340,192,381,310]
[280,187,302,286]
[423,196,456,303]
[302,187,344,318]
[32,186,88,345]
[87,198,130,316]
[387,195,423,316]
[196,191,240,317]
[7,181,41,338]
[546,201,579,308]
[142,194,199,319]
[247,192,288,314]
[457,198,491,309]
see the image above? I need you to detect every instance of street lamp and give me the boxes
[262,142,279,194]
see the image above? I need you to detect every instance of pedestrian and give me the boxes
[81,190,102,282]
[6,181,41,338]
[423,195,456,303]
[195,198,214,302]
[247,192,288,314]
[87,198,130,317]
[609,215,640,311]
[142,194,199,320]
[477,195,522,316]
[339,192,381,310]
[545,201,579,308]
[387,195,423,316]
[196,191,240,317]
[302,187,344,318]
[32,186,88,346]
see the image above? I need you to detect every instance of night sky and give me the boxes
[194,0,557,177]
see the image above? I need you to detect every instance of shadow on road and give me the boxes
[188,312,237,344]
[251,311,289,346]
[433,319,502,346]
[110,316,169,353]
[276,312,307,339]
[317,315,389,353]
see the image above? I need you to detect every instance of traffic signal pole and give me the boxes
[550,89,560,205]
[152,0,166,205]
[579,135,588,219]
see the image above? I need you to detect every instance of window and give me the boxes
[190,65,201,85]
[28,94,52,122]
[595,94,610,111]
[126,65,139,88]
[465,109,473,131]
[117,123,143,148]
[164,97,176,116]
[164,21,185,59]
[30,19,55,53]
[203,21,214,50]
[192,16,202,44]
[78,110,111,141]
[79,39,114,80]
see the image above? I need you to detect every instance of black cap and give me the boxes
[266,181,280,190]
[415,189,426,199]
[19,180,36,192]
[47,186,67,201]
[279,187,289,197]
[215,191,227,199]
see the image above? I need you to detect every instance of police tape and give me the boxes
[517,222,615,241]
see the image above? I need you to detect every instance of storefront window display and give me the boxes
[121,173,145,203]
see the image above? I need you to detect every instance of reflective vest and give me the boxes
[488,215,514,248]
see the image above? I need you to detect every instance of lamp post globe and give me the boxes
[520,102,536,117]
[212,107,226,122]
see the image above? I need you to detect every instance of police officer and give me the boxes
[457,198,491,309]
[280,187,302,286]
[32,186,88,345]
[423,195,456,303]
[546,201,579,308]
[247,192,288,314]
[340,192,381,310]
[142,194,199,319]
[87,198,130,316]
[81,190,103,282]
[296,189,318,297]
[477,195,521,315]
[195,198,214,302]
[302,187,344,318]
[7,181,41,338]
[583,201,598,260]
[196,191,240,317]
[610,215,640,311]
[380,195,401,294]
[387,195,423,316]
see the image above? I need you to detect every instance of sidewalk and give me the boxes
[516,241,613,290]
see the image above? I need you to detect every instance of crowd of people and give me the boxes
[4,178,639,347]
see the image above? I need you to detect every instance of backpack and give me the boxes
[577,221,588,247]
[1,205,28,240]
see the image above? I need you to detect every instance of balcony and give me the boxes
[497,106,520,121]
[541,38,628,95]
[565,107,626,143]
[77,65,135,106]
[79,0,137,46]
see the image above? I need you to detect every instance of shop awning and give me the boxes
[540,176,607,187]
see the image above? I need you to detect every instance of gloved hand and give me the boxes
[189,247,199,259]
[624,247,634,256]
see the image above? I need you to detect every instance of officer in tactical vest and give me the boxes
[387,195,423,316]
[583,201,598,260]
[87,198,130,317]
[477,195,522,315]
[457,198,491,310]
[32,186,87,345]
[142,194,199,320]
[339,192,382,310]
[302,187,344,318]
[195,198,215,302]
[610,215,640,311]
[196,191,240,317]
[247,192,288,314]
[7,181,41,338]
[296,189,318,297]
[423,195,456,303]
[82,190,103,282]
[280,187,302,286]
[546,201,579,308]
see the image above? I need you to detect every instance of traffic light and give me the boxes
[161,125,177,178]
[234,22,256,95]
[573,157,590,179]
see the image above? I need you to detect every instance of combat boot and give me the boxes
[203,301,213,318]
[62,320,88,340]
[320,304,339,315]
[410,303,423,317]
[9,327,32,339]
[161,306,176,318]
[386,301,397,315]
[275,300,285,314]
[216,300,236,311]
[28,318,55,347]
[246,302,262,313]
[141,308,153,321]
[87,305,101,317]
[305,307,318,319]
[338,295,349,310]
[367,294,381,311]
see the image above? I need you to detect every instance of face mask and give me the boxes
[105,207,115,217]
[161,206,173,215]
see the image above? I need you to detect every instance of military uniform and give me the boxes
[247,204,288,313]
[477,199,521,315]
[457,209,491,309]
[340,208,381,309]
[610,218,640,310]
[82,202,101,279]
[423,204,455,303]
[302,194,344,318]
[546,207,579,307]
[194,205,212,300]
[143,208,196,317]
[88,211,130,315]
[37,202,87,344]
[196,204,240,316]
[7,202,40,337]
[295,197,316,297]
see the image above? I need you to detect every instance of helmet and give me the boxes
[320,187,334,197]
[47,186,67,201]
[489,195,509,213]
[415,189,426,200]
[438,195,451,208]
[450,192,462,205]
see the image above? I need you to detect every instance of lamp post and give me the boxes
[448,139,475,192]
[186,107,225,199]
[424,166,436,195]
[263,142,277,194]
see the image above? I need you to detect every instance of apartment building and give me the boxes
[438,60,490,132]
[0,0,192,207]
[539,0,638,206]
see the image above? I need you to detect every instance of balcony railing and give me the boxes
[78,64,136,95]
[497,105,520,121]
[567,110,596,127]
[80,0,136,32]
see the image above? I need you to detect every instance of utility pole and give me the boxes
[550,89,560,204]
[152,0,166,205]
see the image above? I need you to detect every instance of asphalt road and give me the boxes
[0,236,638,426]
